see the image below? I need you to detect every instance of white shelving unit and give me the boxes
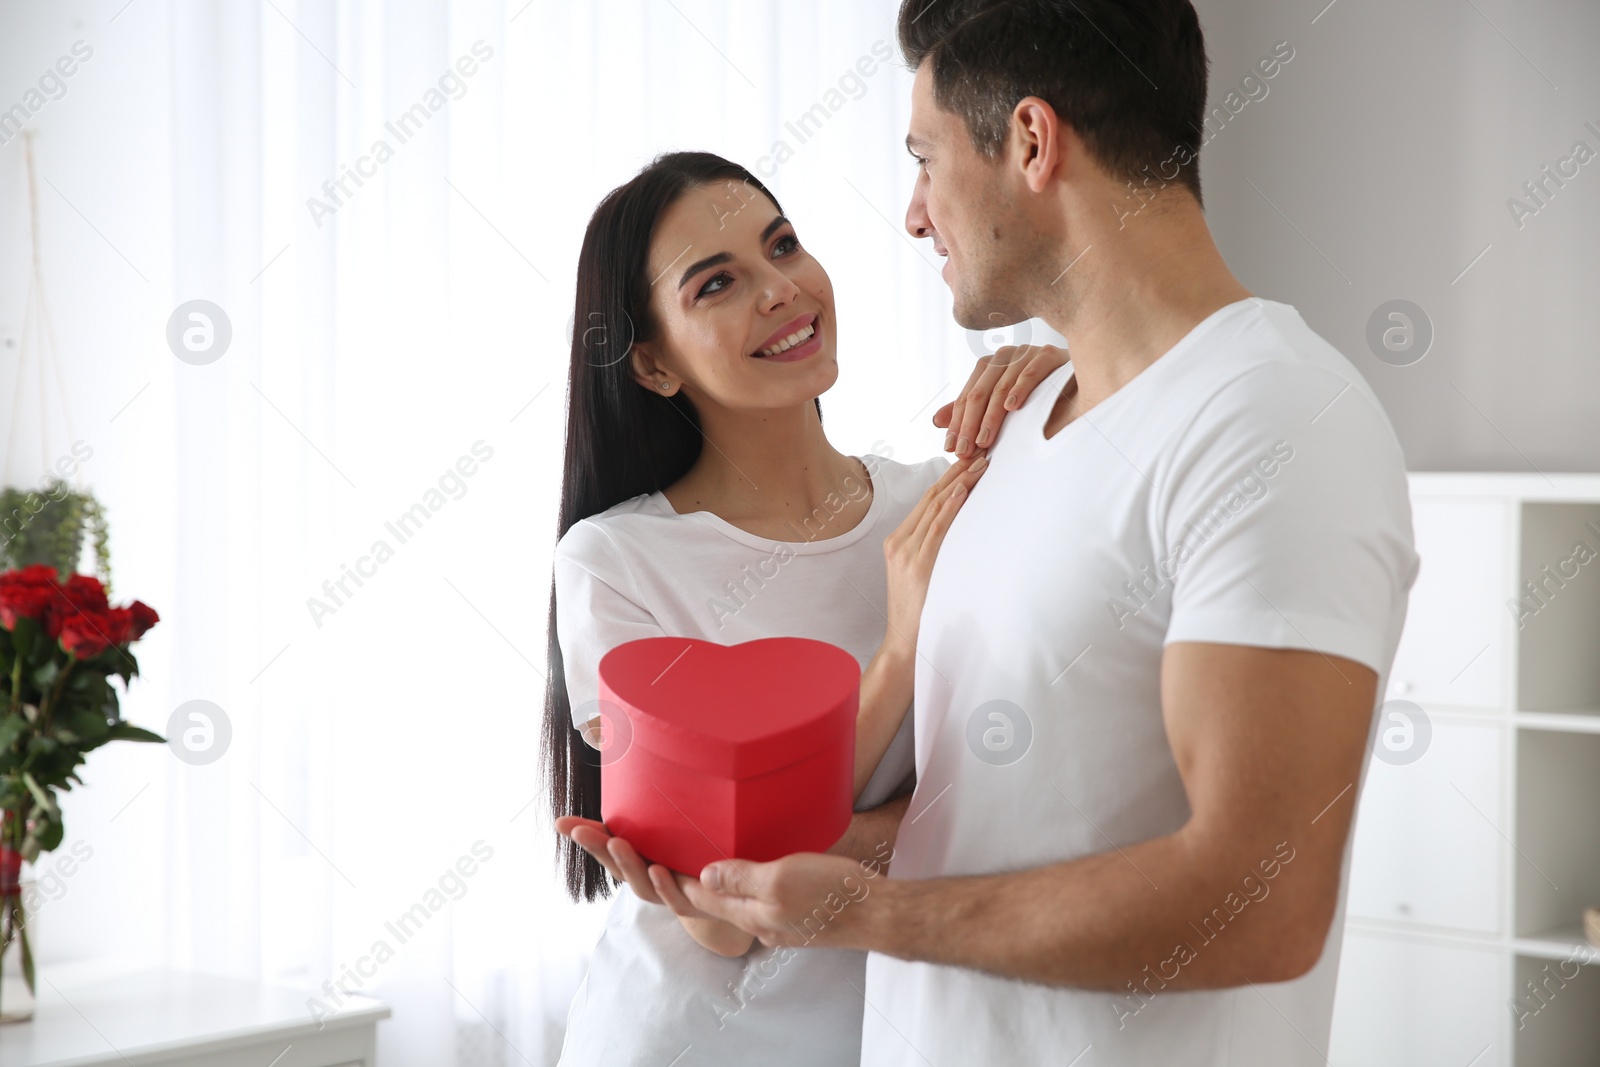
[1330,473,1600,1067]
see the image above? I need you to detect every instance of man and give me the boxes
[565,0,1418,1063]
[668,2,1419,1064]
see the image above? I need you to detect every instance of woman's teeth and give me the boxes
[757,322,815,357]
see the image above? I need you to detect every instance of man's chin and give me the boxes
[951,295,1028,334]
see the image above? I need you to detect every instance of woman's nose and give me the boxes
[758,267,800,309]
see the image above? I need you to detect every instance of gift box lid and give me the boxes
[596,636,860,779]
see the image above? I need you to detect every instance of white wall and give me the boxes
[1193,0,1600,472]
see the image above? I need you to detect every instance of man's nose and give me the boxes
[905,189,932,239]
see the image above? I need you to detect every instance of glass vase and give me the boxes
[0,808,35,1023]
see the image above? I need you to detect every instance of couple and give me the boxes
[544,0,1419,1064]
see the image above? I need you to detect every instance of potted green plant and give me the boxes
[0,478,111,589]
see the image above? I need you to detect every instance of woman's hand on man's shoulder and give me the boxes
[932,344,1068,457]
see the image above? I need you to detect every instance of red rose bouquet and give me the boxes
[0,564,164,1007]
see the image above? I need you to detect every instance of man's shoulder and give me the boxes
[1177,299,1398,450]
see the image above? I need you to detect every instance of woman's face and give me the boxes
[633,180,837,411]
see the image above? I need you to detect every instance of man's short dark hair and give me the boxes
[898,0,1209,205]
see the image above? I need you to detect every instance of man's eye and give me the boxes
[697,272,732,298]
[914,155,929,170]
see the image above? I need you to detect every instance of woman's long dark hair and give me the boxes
[541,151,823,902]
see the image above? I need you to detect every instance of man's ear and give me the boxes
[1012,95,1063,193]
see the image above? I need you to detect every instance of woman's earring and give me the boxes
[659,381,672,393]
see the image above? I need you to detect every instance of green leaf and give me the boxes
[0,715,24,752]
[104,722,165,744]
[66,707,109,740]
[9,618,35,659]
[30,660,60,689]
[20,772,57,820]
[33,814,62,854]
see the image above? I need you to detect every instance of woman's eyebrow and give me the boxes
[674,215,792,291]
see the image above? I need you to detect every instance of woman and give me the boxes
[541,151,1063,1065]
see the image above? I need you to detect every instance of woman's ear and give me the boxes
[630,343,677,396]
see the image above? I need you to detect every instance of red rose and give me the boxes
[0,583,54,628]
[103,607,135,646]
[128,600,160,639]
[0,564,60,628]
[58,611,113,659]
[60,573,109,612]
[1,564,58,586]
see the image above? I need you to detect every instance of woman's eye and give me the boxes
[774,234,800,256]
[697,271,732,298]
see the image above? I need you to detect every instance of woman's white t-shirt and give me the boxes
[552,453,947,1067]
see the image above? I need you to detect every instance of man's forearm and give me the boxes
[864,828,1320,993]
[828,793,910,868]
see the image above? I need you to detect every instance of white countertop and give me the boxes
[0,958,390,1067]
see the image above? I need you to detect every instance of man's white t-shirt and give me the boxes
[862,297,1420,1066]
[552,453,947,1066]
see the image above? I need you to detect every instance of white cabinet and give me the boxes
[1330,929,1508,1067]
[1335,473,1600,1067]
[1347,716,1506,934]
[1385,496,1510,709]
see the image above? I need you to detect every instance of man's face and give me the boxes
[903,60,1031,333]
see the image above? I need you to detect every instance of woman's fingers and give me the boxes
[940,344,1069,455]
[906,452,987,553]
[563,823,625,883]
[1003,344,1065,411]
[967,365,1019,454]
[963,345,1045,453]
[915,464,981,566]
[606,836,667,906]
[649,863,708,918]
[939,355,1005,453]
[954,352,1015,455]
[887,453,979,551]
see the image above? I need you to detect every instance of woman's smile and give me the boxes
[752,311,823,363]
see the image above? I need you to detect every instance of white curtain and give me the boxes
[1,1,1057,1063]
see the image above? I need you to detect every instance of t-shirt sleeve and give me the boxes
[553,520,666,743]
[1159,362,1420,677]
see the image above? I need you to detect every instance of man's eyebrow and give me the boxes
[675,215,792,291]
[905,134,931,153]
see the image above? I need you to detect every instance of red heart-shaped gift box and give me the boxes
[595,636,860,877]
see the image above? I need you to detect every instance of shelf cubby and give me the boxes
[1333,474,1600,1067]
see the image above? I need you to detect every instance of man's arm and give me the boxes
[828,792,909,868]
[683,642,1375,991]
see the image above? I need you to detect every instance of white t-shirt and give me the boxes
[553,453,947,1067]
[862,297,1420,1066]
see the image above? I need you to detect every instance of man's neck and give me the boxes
[1036,206,1253,439]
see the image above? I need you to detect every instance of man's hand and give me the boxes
[934,343,1069,456]
[555,793,910,959]
[675,851,894,951]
